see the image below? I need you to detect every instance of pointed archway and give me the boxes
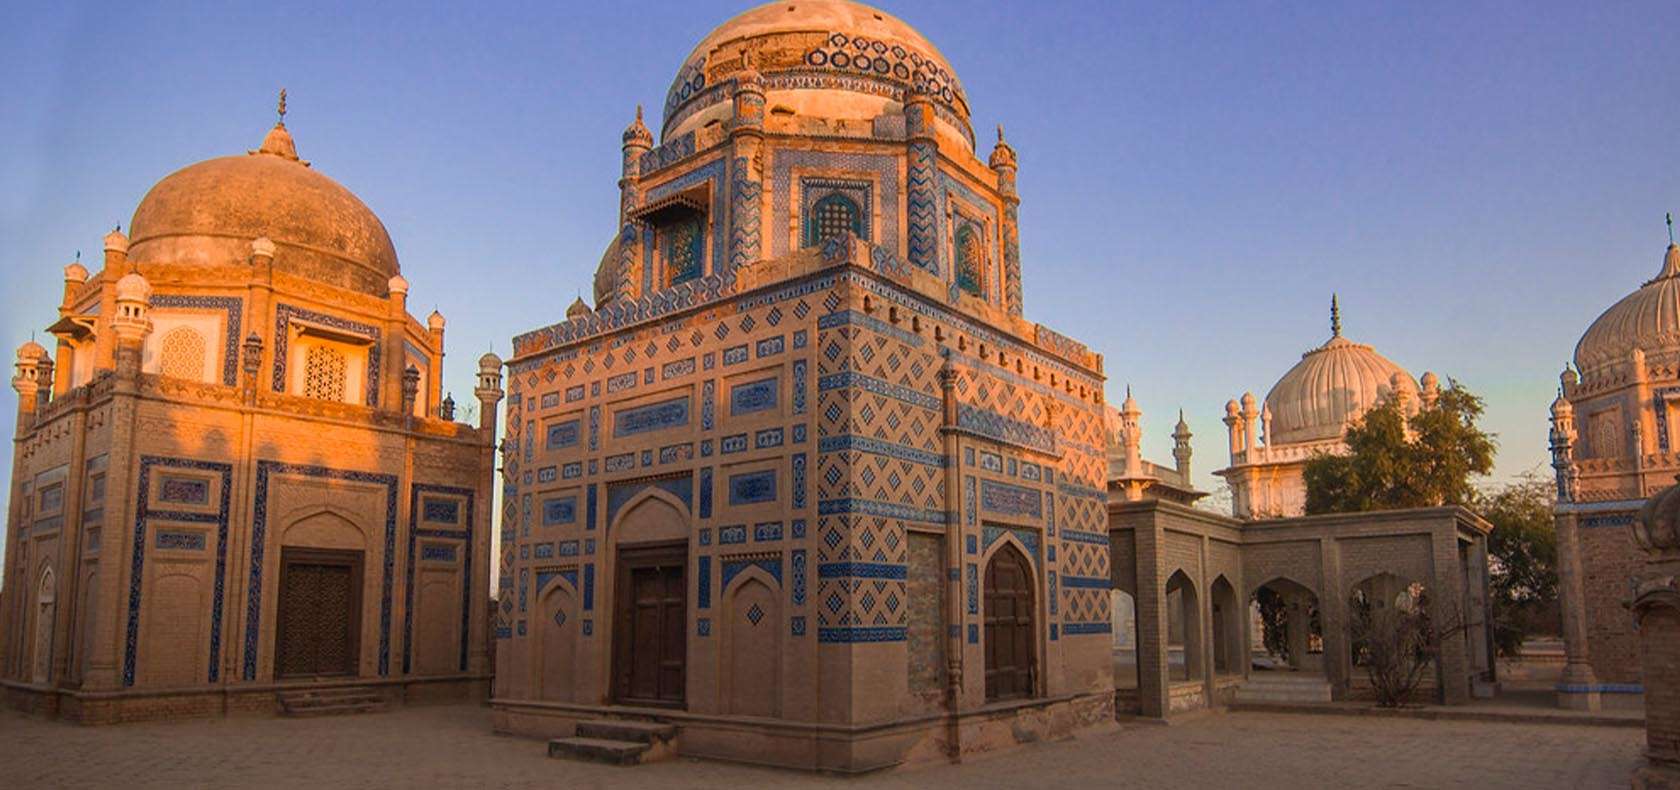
[984,542,1036,701]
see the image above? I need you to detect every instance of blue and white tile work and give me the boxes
[496,11,1111,742]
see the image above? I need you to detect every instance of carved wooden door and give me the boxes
[275,549,362,678]
[613,545,686,706]
[984,543,1036,701]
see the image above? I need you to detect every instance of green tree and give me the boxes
[1475,474,1559,656]
[1303,381,1496,514]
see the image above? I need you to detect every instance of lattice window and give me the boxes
[158,326,207,381]
[807,193,862,246]
[665,215,705,287]
[955,222,985,297]
[302,343,348,402]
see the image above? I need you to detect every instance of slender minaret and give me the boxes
[617,107,654,302]
[1172,409,1193,480]
[989,125,1021,316]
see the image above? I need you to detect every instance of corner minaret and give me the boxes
[727,49,765,270]
[989,125,1022,316]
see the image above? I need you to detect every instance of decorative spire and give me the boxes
[622,104,653,148]
[1330,293,1342,337]
[1668,211,1674,246]
[253,88,302,163]
[988,123,1017,171]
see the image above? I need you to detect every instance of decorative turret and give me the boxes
[730,49,765,135]
[566,298,590,321]
[1172,409,1193,478]
[102,226,128,273]
[1119,386,1143,480]
[475,352,504,433]
[1240,391,1259,456]
[111,268,152,376]
[62,256,89,310]
[427,309,446,333]
[1224,398,1243,456]
[1420,371,1440,407]
[621,105,654,179]
[13,340,46,429]
[989,124,1024,317]
[1550,375,1578,502]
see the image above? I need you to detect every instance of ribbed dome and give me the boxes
[1264,328,1413,445]
[662,0,972,148]
[127,122,399,297]
[1574,244,1680,374]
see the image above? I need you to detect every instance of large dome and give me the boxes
[661,0,973,148]
[127,123,399,297]
[1263,307,1414,445]
[1574,244,1680,375]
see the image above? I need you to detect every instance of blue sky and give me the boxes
[1,0,1676,505]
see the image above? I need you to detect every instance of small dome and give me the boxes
[127,121,399,297]
[478,352,502,371]
[16,339,47,361]
[1265,332,1412,444]
[63,262,89,282]
[662,0,973,148]
[427,309,446,331]
[1574,244,1680,374]
[115,270,152,303]
[388,273,409,295]
[566,297,591,320]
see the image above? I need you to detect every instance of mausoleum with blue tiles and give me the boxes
[491,0,1117,771]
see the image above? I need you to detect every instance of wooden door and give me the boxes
[275,549,362,678]
[984,543,1036,700]
[613,545,686,707]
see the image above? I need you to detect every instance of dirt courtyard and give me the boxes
[0,703,1644,789]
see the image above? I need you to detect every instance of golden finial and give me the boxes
[277,88,287,123]
[1331,293,1342,337]
[635,104,643,122]
[997,124,1005,143]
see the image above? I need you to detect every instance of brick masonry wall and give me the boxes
[905,531,945,714]
[1580,525,1644,684]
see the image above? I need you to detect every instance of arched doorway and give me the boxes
[33,567,56,684]
[984,543,1036,701]
[610,494,689,708]
[1210,576,1242,676]
[1251,577,1323,673]
[1165,570,1202,681]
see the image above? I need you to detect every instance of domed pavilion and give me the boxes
[1,95,504,722]
[1215,296,1439,519]
[497,0,1113,770]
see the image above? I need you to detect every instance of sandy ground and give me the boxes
[0,703,1644,789]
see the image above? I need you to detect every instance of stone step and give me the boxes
[548,737,651,766]
[1235,690,1333,704]
[281,701,385,717]
[575,719,678,745]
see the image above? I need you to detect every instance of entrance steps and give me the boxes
[1234,673,1333,705]
[277,686,386,717]
[548,719,679,766]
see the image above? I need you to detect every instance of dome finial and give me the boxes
[1668,211,1674,246]
[997,124,1005,144]
[277,88,287,125]
[1330,293,1342,337]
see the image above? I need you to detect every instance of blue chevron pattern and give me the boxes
[729,156,762,269]
[906,140,940,275]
